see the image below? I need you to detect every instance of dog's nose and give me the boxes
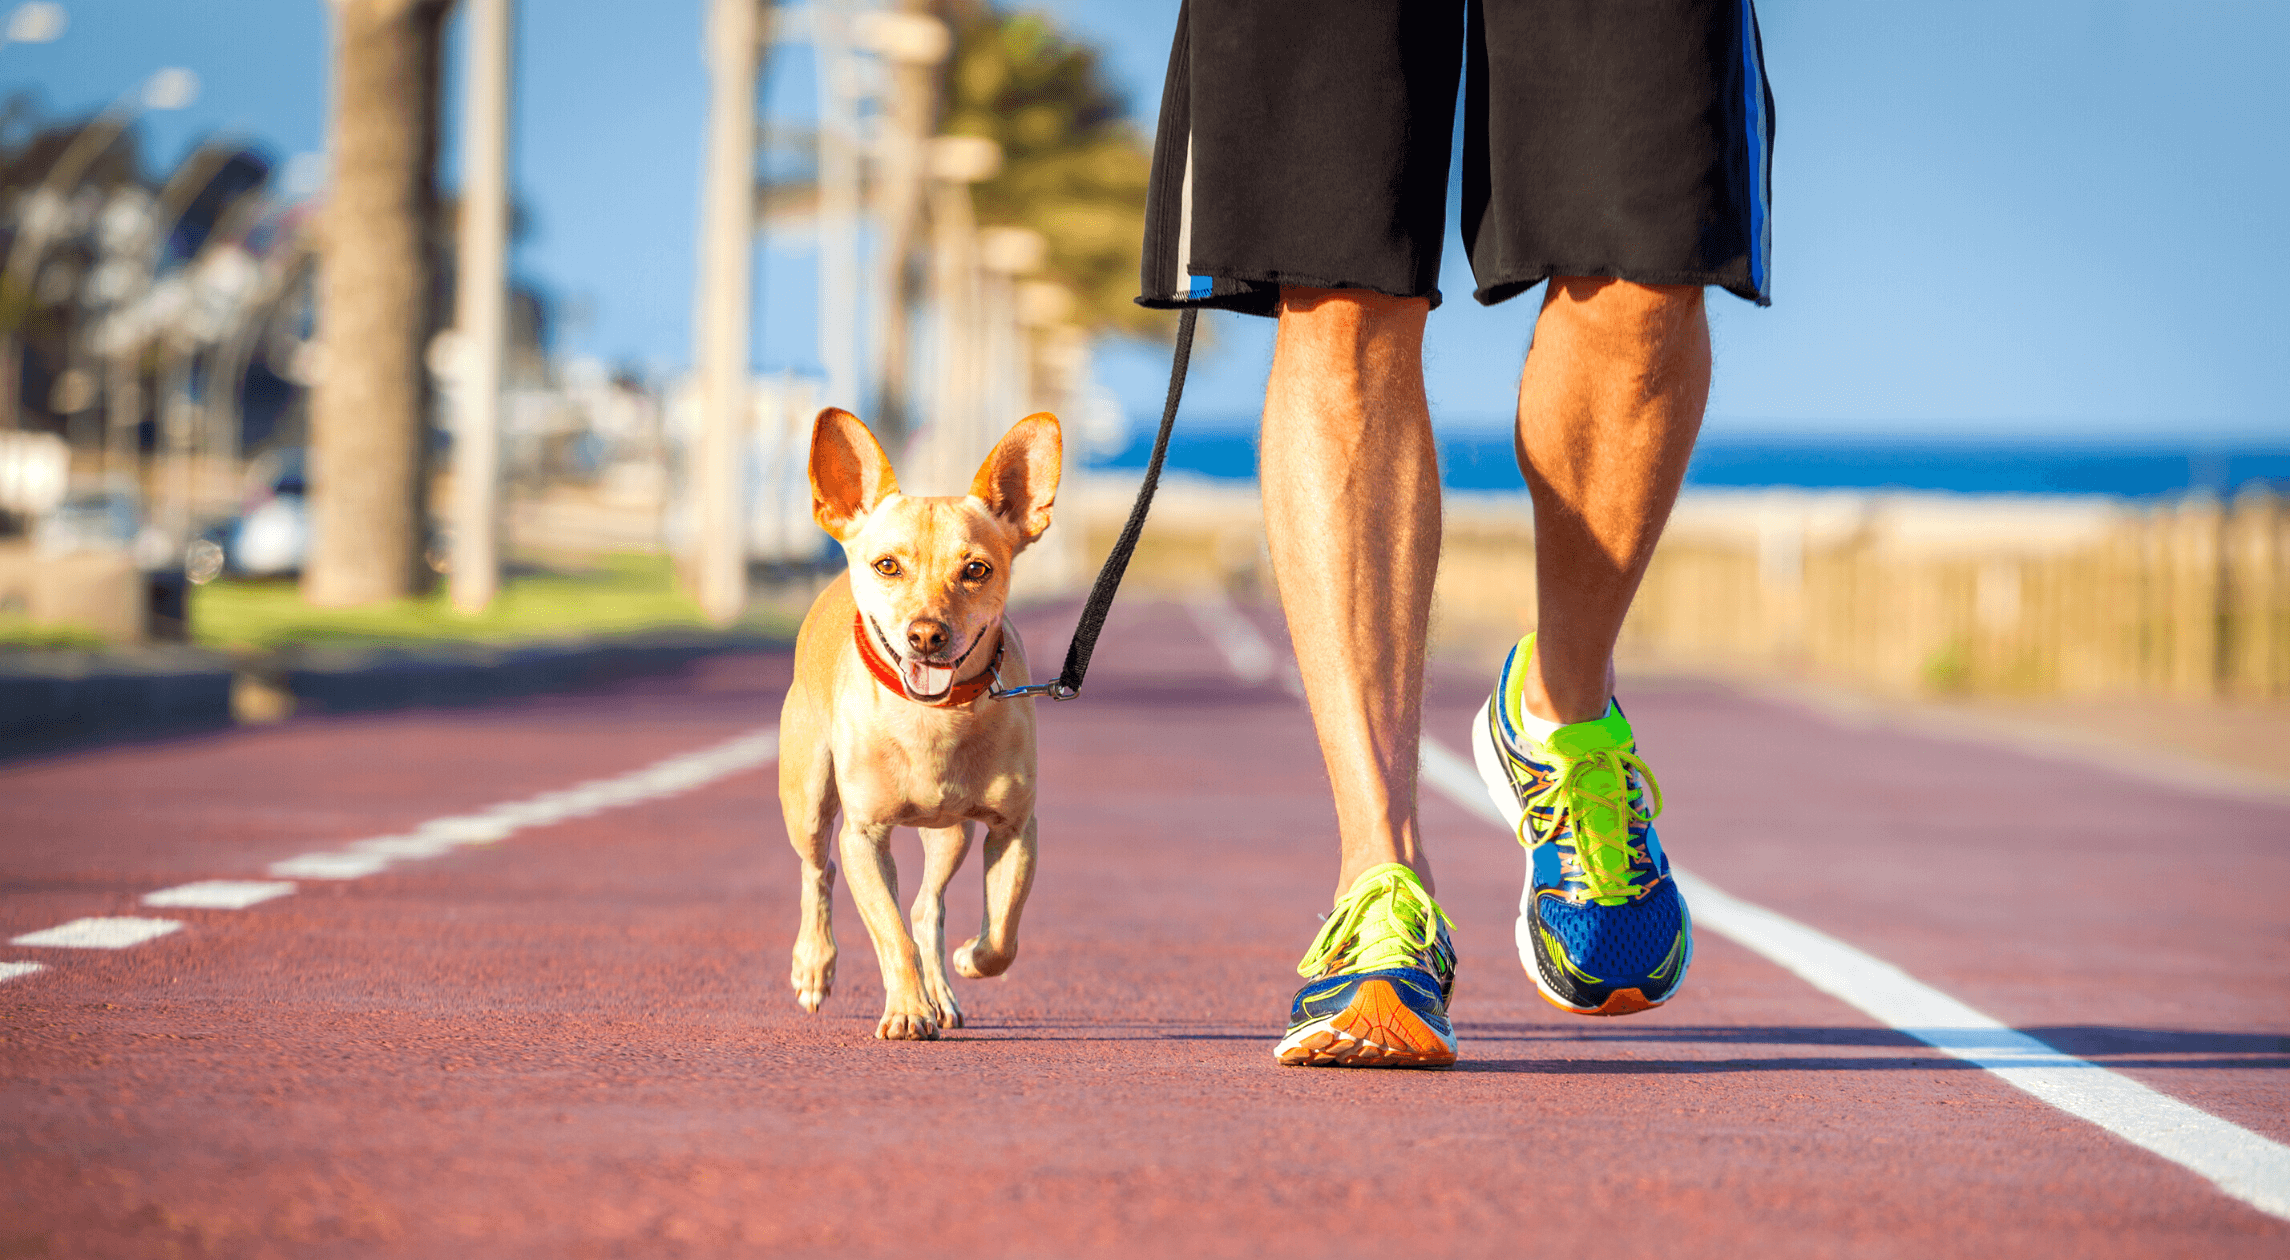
[907,619,949,656]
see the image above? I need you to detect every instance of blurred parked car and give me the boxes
[186,448,444,584]
[190,447,307,581]
[33,488,141,557]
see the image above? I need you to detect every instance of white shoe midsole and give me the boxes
[1471,697,1545,972]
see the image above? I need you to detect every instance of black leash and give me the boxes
[990,306,1197,703]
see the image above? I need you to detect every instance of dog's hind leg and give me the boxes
[839,819,941,1040]
[954,814,1036,979]
[912,823,973,1030]
[779,699,839,1013]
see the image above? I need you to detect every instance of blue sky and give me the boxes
[8,0,2285,441]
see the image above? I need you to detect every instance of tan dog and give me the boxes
[779,407,1060,1041]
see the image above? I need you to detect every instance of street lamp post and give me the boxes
[921,133,997,495]
[96,136,233,488]
[0,1,65,433]
[859,6,948,456]
[2,67,199,450]
[813,0,860,418]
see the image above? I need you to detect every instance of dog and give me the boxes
[779,406,1061,1041]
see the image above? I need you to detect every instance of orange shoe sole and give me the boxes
[1537,984,1661,1017]
[1276,978,1458,1068]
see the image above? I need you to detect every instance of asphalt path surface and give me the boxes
[3,598,2286,1257]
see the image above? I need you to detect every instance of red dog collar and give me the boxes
[852,613,1005,707]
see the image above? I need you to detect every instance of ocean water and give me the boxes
[1090,423,2290,497]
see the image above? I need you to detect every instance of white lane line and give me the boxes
[1674,863,2290,1222]
[268,852,394,880]
[1184,595,2290,1222]
[1184,597,1275,685]
[2,728,784,984]
[143,880,296,910]
[348,835,465,860]
[1189,591,1306,698]
[12,917,184,949]
[1418,734,2290,1223]
[261,726,780,882]
[414,815,519,844]
[1415,733,1510,828]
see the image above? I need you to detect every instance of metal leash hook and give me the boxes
[986,679,1078,702]
[983,614,1078,701]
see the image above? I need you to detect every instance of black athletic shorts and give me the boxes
[1136,0,1774,316]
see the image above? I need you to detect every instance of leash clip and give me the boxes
[987,678,1078,702]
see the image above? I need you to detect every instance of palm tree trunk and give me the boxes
[304,0,449,607]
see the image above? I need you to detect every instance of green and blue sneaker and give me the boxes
[1470,633,1691,1016]
[1274,863,1458,1067]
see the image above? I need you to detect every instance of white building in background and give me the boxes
[661,372,831,568]
[649,342,1123,590]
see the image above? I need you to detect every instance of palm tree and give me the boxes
[863,4,1159,446]
[302,0,450,607]
[942,6,1156,339]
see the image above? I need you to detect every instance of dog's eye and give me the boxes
[872,557,902,578]
[962,560,991,582]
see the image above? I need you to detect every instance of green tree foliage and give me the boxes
[941,6,1160,338]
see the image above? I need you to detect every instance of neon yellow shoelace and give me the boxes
[1520,748,1664,905]
[1296,863,1453,979]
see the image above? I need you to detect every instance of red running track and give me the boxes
[2,599,2285,1257]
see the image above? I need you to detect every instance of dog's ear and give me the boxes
[969,412,1062,548]
[810,407,899,542]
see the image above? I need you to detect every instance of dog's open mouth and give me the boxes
[863,613,995,702]
[901,657,956,699]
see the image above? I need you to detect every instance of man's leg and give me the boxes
[1259,287,1442,900]
[1262,286,1461,1068]
[1514,277,1710,724]
[1468,275,1708,1019]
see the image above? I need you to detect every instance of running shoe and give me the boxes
[1471,633,1691,1016]
[1275,863,1458,1067]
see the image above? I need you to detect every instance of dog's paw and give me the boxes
[953,937,1013,979]
[875,1009,940,1041]
[791,951,836,1013]
[925,984,964,1031]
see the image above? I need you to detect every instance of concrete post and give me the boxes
[449,0,514,613]
[692,0,760,626]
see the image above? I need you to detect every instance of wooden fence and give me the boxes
[1073,478,2290,701]
[1437,488,2289,700]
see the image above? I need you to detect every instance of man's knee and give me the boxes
[1277,286,1431,344]
[1541,277,1707,362]
[1546,276,1702,327]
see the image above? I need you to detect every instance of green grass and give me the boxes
[0,612,108,650]
[190,552,747,651]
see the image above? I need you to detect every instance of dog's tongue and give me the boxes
[904,658,954,697]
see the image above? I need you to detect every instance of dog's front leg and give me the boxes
[790,850,838,1014]
[954,814,1036,979]
[912,823,973,1030]
[838,819,940,1040]
[780,727,840,1013]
